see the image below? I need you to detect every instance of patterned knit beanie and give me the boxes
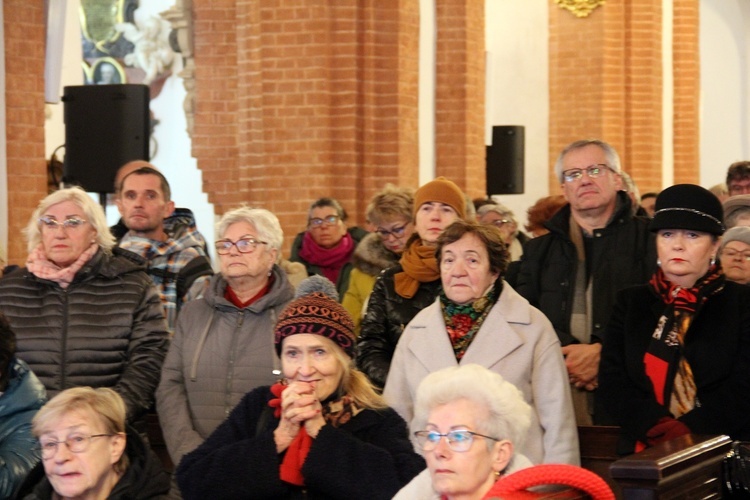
[274,276,356,358]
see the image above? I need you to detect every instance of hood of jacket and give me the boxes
[0,358,46,419]
[203,263,295,314]
[351,233,400,277]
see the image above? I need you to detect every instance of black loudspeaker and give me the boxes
[62,84,150,193]
[486,125,524,195]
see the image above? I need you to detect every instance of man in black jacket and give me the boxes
[515,139,656,425]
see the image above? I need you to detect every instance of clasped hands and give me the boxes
[273,381,326,453]
[561,343,601,391]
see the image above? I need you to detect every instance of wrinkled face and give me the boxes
[116,173,174,240]
[719,240,750,285]
[440,233,499,305]
[374,217,414,254]
[415,202,459,245]
[657,229,719,287]
[218,221,277,281]
[478,211,516,244]
[39,410,125,500]
[425,399,504,500]
[560,145,621,216]
[281,334,344,401]
[308,206,347,249]
[40,201,98,268]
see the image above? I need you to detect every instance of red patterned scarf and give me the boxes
[644,266,724,417]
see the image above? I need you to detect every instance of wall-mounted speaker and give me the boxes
[62,84,150,193]
[486,125,524,195]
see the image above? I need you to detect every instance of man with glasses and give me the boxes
[515,139,656,425]
[726,161,750,198]
[116,165,213,334]
[290,197,368,297]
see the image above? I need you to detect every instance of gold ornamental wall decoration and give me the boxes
[554,0,606,18]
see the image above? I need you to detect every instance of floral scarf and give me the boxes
[268,382,361,486]
[394,239,440,299]
[26,243,99,289]
[439,282,501,361]
[644,265,724,418]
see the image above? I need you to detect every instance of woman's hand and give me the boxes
[273,381,325,452]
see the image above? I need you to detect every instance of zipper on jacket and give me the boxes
[61,288,69,390]
[225,311,245,415]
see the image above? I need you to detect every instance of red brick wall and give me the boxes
[672,0,700,184]
[434,1,485,199]
[4,1,47,265]
[549,2,663,193]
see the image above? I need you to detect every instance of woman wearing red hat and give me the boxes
[357,177,467,388]
[599,184,750,454]
[176,277,425,499]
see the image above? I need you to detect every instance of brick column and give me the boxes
[672,0,700,184]
[4,1,47,265]
[434,0,485,199]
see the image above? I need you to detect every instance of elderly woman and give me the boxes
[176,278,425,499]
[384,220,578,465]
[290,197,368,297]
[393,364,533,500]
[156,206,296,467]
[22,387,170,499]
[476,203,528,261]
[358,177,466,388]
[342,184,415,335]
[719,226,750,285]
[0,187,168,426]
[599,184,750,454]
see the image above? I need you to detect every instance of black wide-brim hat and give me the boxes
[649,184,725,235]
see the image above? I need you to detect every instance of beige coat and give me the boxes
[383,282,579,466]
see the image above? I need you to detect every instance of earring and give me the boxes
[656,258,661,267]
[710,256,716,266]
[267,269,272,277]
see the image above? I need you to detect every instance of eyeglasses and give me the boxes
[413,429,499,453]
[308,215,340,228]
[562,164,611,183]
[214,237,268,255]
[375,223,409,239]
[38,216,88,231]
[39,433,114,459]
[490,219,511,227]
[721,249,750,261]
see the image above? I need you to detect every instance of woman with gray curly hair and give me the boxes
[157,206,297,470]
[0,187,168,430]
[394,364,533,500]
[476,203,528,261]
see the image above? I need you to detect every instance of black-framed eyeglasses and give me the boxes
[214,237,268,255]
[39,433,114,460]
[38,216,88,230]
[721,249,750,262]
[308,215,340,228]
[375,223,409,239]
[413,429,499,453]
[562,164,611,183]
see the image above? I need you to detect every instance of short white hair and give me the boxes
[411,364,532,451]
[216,206,284,261]
[24,187,115,253]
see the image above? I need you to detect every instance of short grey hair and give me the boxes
[24,187,116,253]
[720,226,750,253]
[216,206,284,260]
[554,139,622,184]
[477,203,515,221]
[411,364,532,451]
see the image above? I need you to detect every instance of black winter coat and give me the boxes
[357,265,442,388]
[515,193,656,346]
[599,282,750,454]
[22,425,171,499]
[176,386,425,500]
[0,248,169,423]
